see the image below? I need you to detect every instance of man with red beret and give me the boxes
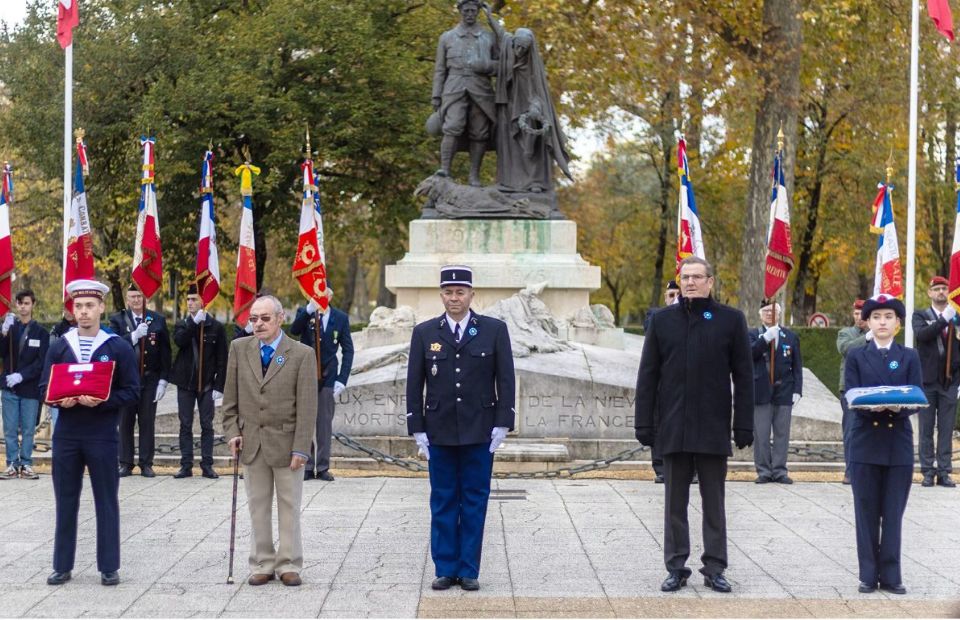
[837,298,868,484]
[909,276,958,487]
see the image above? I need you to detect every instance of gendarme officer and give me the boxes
[406,265,515,592]
[39,280,140,586]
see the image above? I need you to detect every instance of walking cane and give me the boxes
[226,447,241,585]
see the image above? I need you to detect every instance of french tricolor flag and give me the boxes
[233,159,260,326]
[195,149,220,308]
[675,137,705,273]
[0,163,14,315]
[948,160,960,311]
[131,136,163,299]
[870,182,904,298]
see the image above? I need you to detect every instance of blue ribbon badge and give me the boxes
[888,360,899,370]
[99,355,109,362]
[703,311,713,320]
[468,327,478,336]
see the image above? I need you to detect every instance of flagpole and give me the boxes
[62,43,73,301]
[905,0,920,347]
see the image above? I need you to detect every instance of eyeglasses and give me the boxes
[679,274,709,282]
[247,314,276,324]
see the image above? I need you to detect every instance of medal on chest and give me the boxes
[431,354,438,377]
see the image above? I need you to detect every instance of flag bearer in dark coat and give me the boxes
[844,294,922,595]
[109,283,171,477]
[40,280,140,586]
[909,275,958,487]
[749,301,803,484]
[170,284,227,479]
[634,256,754,594]
[290,287,354,482]
[406,265,515,592]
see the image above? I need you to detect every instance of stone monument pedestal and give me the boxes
[385,219,601,322]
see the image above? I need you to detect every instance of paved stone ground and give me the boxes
[1,474,959,618]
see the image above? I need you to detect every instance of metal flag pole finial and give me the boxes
[305,125,312,158]
[74,127,85,142]
[777,121,785,153]
[241,144,251,165]
[886,148,895,185]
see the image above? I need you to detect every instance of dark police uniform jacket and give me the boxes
[39,330,141,441]
[844,341,921,466]
[406,311,515,446]
[635,296,754,456]
[290,306,354,389]
[749,326,803,406]
[170,314,227,393]
[910,307,960,388]
[0,320,51,400]
[109,309,171,380]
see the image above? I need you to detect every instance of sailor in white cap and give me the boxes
[39,279,141,586]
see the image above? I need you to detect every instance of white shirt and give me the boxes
[321,309,330,333]
[446,313,470,340]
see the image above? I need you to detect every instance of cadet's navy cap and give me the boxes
[440,265,473,288]
[666,280,680,291]
[861,294,905,321]
[186,283,199,295]
[67,279,110,300]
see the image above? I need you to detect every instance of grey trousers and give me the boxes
[753,404,793,480]
[920,384,956,475]
[307,387,335,473]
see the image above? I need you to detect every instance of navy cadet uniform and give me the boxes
[109,286,171,475]
[406,266,515,585]
[844,295,921,592]
[749,319,802,483]
[290,299,354,479]
[39,280,140,584]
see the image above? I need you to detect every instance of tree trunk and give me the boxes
[341,253,360,316]
[648,89,677,311]
[791,101,828,323]
[376,254,395,308]
[738,0,802,313]
[604,273,624,326]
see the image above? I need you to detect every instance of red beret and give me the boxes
[929,276,949,288]
[853,299,865,310]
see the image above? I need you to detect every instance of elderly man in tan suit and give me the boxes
[222,296,317,587]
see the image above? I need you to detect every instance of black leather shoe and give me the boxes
[460,577,480,591]
[431,576,457,590]
[46,571,71,585]
[200,466,219,479]
[703,573,732,593]
[922,475,935,487]
[140,465,156,478]
[101,571,120,586]
[842,475,851,485]
[304,470,315,481]
[660,573,687,592]
[755,476,771,484]
[173,466,192,479]
[858,581,877,593]
[118,465,133,477]
[654,474,664,484]
[879,583,907,595]
[776,476,794,485]
[937,474,956,488]
[317,470,334,482]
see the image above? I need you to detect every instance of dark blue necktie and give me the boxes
[454,323,461,343]
[261,345,274,376]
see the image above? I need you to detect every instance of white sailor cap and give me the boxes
[440,265,473,288]
[66,279,110,300]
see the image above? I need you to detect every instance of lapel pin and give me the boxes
[468,327,477,336]
[431,363,438,377]
[888,360,899,370]
[100,355,109,362]
[276,355,286,367]
[703,311,713,320]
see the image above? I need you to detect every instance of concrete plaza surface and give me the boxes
[1,474,959,618]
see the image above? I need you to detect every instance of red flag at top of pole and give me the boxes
[195,148,220,308]
[233,150,260,326]
[131,136,163,299]
[928,0,955,41]
[63,131,95,312]
[0,162,15,315]
[763,131,794,299]
[292,129,329,311]
[57,0,80,49]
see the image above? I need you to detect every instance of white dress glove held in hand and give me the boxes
[413,432,430,460]
[490,427,508,453]
[5,373,22,388]
[761,326,779,343]
[131,322,149,343]
[193,310,206,324]
[154,380,168,403]
[792,393,801,405]
[212,390,223,402]
[1,314,14,336]
[333,381,345,397]
[306,300,318,315]
[244,321,254,334]
[864,330,874,342]
[943,306,957,322]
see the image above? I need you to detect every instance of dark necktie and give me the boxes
[261,345,274,376]
[454,323,461,344]
[880,348,888,363]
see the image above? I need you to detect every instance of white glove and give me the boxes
[792,393,801,405]
[490,426,508,453]
[131,322,149,343]
[244,321,254,334]
[943,306,957,322]
[333,381,345,397]
[1,314,14,336]
[192,310,206,324]
[5,373,23,388]
[212,390,223,402]
[153,380,168,403]
[864,330,874,342]
[761,326,779,343]
[413,432,430,460]
[306,300,319,315]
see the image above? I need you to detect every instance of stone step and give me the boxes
[495,442,568,462]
